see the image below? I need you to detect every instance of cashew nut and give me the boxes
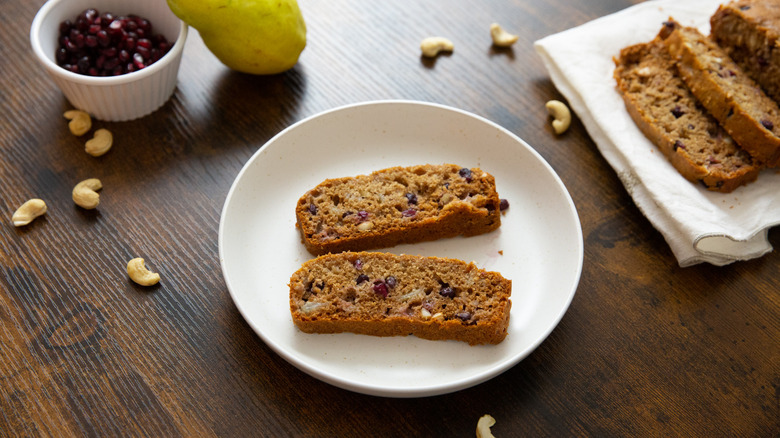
[12,199,47,227]
[476,415,496,438]
[127,257,160,286]
[357,221,374,232]
[85,128,113,157]
[72,178,102,210]
[420,36,454,57]
[545,100,572,134]
[490,23,519,47]
[63,110,92,136]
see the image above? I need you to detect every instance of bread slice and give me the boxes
[288,252,512,345]
[295,164,502,256]
[613,30,760,192]
[711,0,780,105]
[662,19,780,167]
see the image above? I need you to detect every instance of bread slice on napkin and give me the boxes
[613,27,760,192]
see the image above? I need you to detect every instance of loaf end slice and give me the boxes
[289,252,512,345]
[711,0,780,105]
[295,164,502,256]
[663,19,780,167]
[613,31,760,192]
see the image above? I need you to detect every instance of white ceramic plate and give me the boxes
[219,101,583,397]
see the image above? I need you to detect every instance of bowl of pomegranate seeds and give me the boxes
[30,0,188,121]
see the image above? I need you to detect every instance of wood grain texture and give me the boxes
[1,0,778,436]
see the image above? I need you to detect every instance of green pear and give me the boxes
[167,0,306,75]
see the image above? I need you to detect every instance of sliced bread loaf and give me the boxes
[289,251,512,345]
[295,164,502,256]
[613,30,760,192]
[711,0,780,105]
[662,19,780,167]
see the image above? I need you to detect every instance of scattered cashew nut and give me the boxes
[127,257,160,286]
[545,100,572,134]
[63,110,92,136]
[72,178,102,210]
[476,415,496,438]
[12,199,47,227]
[420,36,454,57]
[490,23,519,47]
[85,128,113,157]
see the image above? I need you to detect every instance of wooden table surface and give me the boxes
[2,0,778,436]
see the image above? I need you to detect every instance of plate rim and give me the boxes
[218,99,584,397]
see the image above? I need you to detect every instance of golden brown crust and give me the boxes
[663,20,780,167]
[288,252,512,345]
[613,32,761,192]
[295,164,502,255]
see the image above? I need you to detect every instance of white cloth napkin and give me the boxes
[534,0,780,267]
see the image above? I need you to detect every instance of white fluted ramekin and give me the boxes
[30,0,188,121]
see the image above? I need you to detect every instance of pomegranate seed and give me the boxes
[439,284,456,298]
[59,20,72,36]
[77,56,90,73]
[136,18,152,34]
[101,13,114,26]
[75,18,89,32]
[372,281,389,298]
[82,8,98,23]
[124,37,136,51]
[133,53,145,69]
[100,46,117,57]
[63,38,77,52]
[456,312,472,321]
[96,30,110,46]
[136,46,150,60]
[56,48,68,63]
[102,56,119,71]
[56,9,172,76]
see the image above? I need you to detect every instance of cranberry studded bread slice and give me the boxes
[295,164,502,256]
[289,252,512,345]
[613,32,760,192]
[662,20,780,167]
[711,0,780,105]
